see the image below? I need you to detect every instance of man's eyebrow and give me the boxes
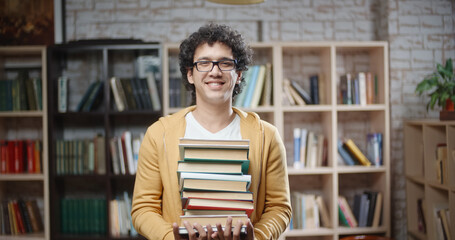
[195,56,233,61]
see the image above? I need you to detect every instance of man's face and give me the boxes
[187,42,241,106]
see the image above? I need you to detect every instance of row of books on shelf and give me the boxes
[290,193,330,229]
[57,73,161,113]
[1,199,44,236]
[293,128,328,169]
[416,198,452,240]
[60,197,106,235]
[109,191,138,237]
[110,73,161,112]
[282,75,324,106]
[338,192,382,228]
[0,72,43,112]
[234,64,273,108]
[338,72,378,105]
[337,133,383,167]
[55,135,105,175]
[0,139,42,174]
[177,138,251,234]
[109,131,143,175]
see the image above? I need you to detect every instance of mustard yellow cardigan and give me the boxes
[131,106,292,240]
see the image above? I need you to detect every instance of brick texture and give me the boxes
[64,0,455,239]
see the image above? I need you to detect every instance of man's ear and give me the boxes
[236,71,242,84]
[187,69,194,84]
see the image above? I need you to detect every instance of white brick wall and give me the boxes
[64,0,455,239]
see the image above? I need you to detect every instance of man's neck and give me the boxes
[191,101,235,134]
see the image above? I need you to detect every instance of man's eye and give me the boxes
[198,62,211,66]
[220,62,233,67]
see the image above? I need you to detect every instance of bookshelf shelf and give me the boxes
[404,119,455,240]
[162,41,390,239]
[47,42,160,240]
[0,46,49,239]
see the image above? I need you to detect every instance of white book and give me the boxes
[109,137,120,175]
[358,72,367,106]
[122,131,135,175]
[117,137,126,175]
[110,77,126,111]
[179,172,251,189]
[58,76,68,113]
[132,137,141,172]
[146,72,161,111]
[299,129,308,167]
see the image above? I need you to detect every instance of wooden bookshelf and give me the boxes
[47,41,161,240]
[0,46,49,240]
[404,119,455,240]
[162,41,390,240]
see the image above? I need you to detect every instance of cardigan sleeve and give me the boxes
[253,126,292,240]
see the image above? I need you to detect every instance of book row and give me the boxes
[290,193,330,229]
[177,138,252,234]
[109,191,138,237]
[337,133,383,167]
[293,128,328,169]
[338,192,382,228]
[60,198,106,235]
[0,73,43,112]
[109,131,143,175]
[339,72,378,105]
[234,64,273,108]
[0,139,42,174]
[55,136,105,175]
[282,75,324,106]
[0,199,44,236]
[416,198,452,239]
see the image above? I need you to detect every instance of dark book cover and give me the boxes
[310,75,319,104]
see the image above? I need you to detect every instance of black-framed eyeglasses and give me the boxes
[193,59,237,72]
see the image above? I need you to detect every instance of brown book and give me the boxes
[315,195,331,228]
[25,199,43,232]
[184,209,247,216]
[183,148,248,161]
[371,192,382,227]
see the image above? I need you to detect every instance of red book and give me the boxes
[13,140,25,173]
[182,197,254,217]
[26,140,35,173]
[34,140,41,173]
[13,200,26,234]
[0,140,8,173]
[7,141,14,173]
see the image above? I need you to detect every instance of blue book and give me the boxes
[293,128,301,168]
[243,65,260,108]
[338,140,356,166]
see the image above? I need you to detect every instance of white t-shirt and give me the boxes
[184,111,241,140]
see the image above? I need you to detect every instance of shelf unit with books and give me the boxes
[0,46,49,240]
[162,41,390,240]
[47,41,162,240]
[404,119,455,240]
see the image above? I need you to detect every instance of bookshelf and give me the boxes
[0,46,49,240]
[47,41,162,240]
[162,41,390,240]
[404,119,455,240]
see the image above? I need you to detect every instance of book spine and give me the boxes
[58,76,68,113]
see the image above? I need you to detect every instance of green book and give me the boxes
[76,81,98,112]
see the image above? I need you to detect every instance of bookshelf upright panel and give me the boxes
[0,46,49,240]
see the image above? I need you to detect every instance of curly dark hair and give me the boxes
[179,23,253,104]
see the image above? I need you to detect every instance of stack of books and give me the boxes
[177,138,253,234]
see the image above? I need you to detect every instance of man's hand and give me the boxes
[173,221,214,240]
[211,217,255,240]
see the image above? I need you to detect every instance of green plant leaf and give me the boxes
[445,58,453,74]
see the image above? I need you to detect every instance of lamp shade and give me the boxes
[207,0,264,4]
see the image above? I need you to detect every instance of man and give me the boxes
[131,23,291,240]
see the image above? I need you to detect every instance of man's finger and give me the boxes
[173,222,182,240]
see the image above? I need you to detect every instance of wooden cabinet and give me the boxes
[47,41,161,240]
[0,46,49,240]
[404,119,455,240]
[162,41,390,240]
